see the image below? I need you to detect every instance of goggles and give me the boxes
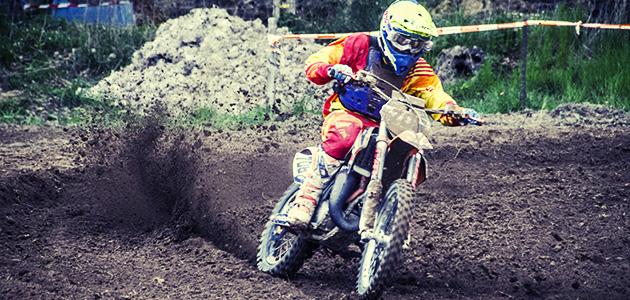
[387,30,431,54]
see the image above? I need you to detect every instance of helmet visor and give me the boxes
[387,30,431,55]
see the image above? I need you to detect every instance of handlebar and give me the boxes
[345,70,485,125]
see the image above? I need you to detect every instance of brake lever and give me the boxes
[453,112,485,125]
[426,109,485,125]
[467,115,485,125]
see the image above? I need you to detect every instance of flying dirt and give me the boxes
[2,6,630,300]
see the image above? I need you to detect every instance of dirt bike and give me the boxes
[257,70,483,299]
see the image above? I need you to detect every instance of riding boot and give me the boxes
[287,146,341,229]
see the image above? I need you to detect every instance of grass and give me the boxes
[1,3,628,127]
[0,12,156,125]
[183,95,324,130]
[286,91,321,116]
[425,5,630,113]
[185,106,275,130]
[280,2,629,114]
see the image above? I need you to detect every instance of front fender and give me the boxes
[389,130,433,151]
[408,152,428,188]
[382,130,431,189]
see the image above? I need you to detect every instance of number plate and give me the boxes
[380,100,430,136]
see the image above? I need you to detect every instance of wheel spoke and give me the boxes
[258,183,313,277]
[267,226,296,264]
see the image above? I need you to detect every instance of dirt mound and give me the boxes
[463,103,630,132]
[89,8,330,117]
[434,45,485,85]
[550,102,630,127]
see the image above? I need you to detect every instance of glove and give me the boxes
[462,108,480,125]
[327,64,354,85]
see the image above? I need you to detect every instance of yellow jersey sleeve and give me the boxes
[402,58,461,126]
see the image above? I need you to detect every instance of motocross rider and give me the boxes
[287,0,480,229]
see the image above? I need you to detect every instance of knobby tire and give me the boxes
[356,179,413,300]
[257,183,317,278]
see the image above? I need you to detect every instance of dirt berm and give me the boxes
[1,103,629,299]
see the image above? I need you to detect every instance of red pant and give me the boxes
[321,110,379,159]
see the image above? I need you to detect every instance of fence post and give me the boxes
[520,19,528,110]
[266,0,281,108]
[266,17,277,108]
[286,0,296,14]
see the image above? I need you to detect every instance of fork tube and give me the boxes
[359,121,389,235]
[406,154,418,183]
[371,121,388,181]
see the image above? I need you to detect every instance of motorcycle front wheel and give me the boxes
[257,183,317,278]
[356,179,413,300]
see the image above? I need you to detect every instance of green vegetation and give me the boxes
[0,12,156,124]
[183,92,319,130]
[185,106,274,130]
[282,2,630,114]
[285,91,321,116]
[428,6,630,113]
[1,2,628,127]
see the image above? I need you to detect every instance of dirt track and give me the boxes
[1,111,629,299]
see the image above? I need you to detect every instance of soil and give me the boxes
[1,106,629,300]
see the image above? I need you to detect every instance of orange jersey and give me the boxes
[305,33,461,126]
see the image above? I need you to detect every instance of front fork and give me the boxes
[358,122,427,241]
[358,121,389,239]
[406,152,426,189]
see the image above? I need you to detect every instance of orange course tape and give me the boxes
[269,20,630,45]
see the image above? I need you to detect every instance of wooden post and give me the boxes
[266,0,280,108]
[273,0,280,19]
[520,19,528,110]
[286,0,296,14]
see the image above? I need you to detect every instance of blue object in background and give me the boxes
[51,0,135,25]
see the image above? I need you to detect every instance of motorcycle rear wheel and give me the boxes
[356,179,413,300]
[257,183,317,278]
